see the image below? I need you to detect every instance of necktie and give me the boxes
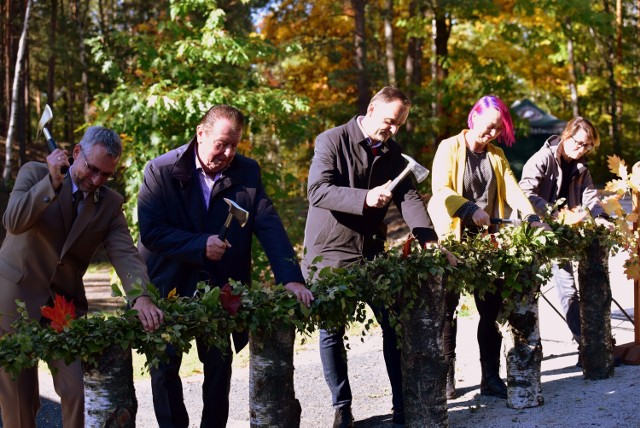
[72,190,83,222]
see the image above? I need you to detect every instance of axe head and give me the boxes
[223,198,249,228]
[401,153,429,183]
[38,105,53,132]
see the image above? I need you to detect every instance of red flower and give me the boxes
[402,237,415,258]
[41,294,76,332]
[220,283,241,316]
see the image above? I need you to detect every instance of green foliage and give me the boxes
[0,220,625,377]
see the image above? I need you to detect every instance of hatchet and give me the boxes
[387,153,430,193]
[219,198,249,241]
[38,104,69,174]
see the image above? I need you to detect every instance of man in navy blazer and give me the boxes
[138,104,313,428]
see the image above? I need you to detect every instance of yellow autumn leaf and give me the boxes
[624,259,640,281]
[168,287,178,299]
[600,194,623,216]
[604,179,628,195]
[556,207,589,225]
[607,154,627,178]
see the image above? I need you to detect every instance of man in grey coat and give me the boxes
[302,86,443,428]
[519,116,610,364]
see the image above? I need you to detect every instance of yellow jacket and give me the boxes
[427,130,536,240]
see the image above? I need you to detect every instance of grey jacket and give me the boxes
[302,116,437,278]
[519,135,603,217]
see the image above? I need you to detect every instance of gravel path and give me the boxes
[16,251,640,427]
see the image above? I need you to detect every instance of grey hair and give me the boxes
[199,105,245,133]
[78,126,123,159]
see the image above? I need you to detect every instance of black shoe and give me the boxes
[391,408,405,427]
[333,407,354,428]
[480,374,507,399]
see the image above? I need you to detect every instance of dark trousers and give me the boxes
[150,338,233,428]
[319,303,403,412]
[442,280,504,362]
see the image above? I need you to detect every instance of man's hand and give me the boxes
[46,149,69,191]
[365,180,392,208]
[530,220,552,231]
[132,296,164,332]
[206,235,231,261]
[471,208,491,227]
[284,282,314,307]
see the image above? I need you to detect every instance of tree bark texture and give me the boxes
[400,273,448,427]
[84,344,137,427]
[577,239,615,380]
[383,0,396,86]
[505,276,544,409]
[4,0,30,185]
[249,324,301,428]
[351,0,369,116]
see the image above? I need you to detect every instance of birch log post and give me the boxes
[84,344,137,427]
[400,272,448,427]
[505,274,544,409]
[249,324,301,427]
[578,238,615,379]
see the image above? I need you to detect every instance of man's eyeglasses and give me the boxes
[569,136,593,152]
[81,148,115,181]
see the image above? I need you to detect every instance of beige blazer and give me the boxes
[0,162,149,331]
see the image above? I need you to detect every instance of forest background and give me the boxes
[2,0,639,282]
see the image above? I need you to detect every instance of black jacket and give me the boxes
[302,116,437,278]
[138,137,304,298]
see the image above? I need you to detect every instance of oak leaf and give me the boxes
[556,207,588,225]
[607,154,628,179]
[600,194,623,216]
[41,294,76,332]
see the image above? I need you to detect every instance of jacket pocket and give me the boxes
[0,256,24,284]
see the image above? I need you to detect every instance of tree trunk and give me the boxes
[505,272,544,409]
[565,19,580,117]
[602,0,620,153]
[74,0,90,122]
[383,0,396,86]
[84,344,137,427]
[352,0,369,115]
[577,239,615,380]
[249,324,301,428]
[3,0,30,185]
[400,272,448,427]
[47,0,57,107]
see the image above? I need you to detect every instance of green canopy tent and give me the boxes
[502,99,567,180]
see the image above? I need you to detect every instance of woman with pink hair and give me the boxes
[428,95,548,400]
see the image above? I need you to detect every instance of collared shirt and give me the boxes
[357,116,383,152]
[194,152,223,209]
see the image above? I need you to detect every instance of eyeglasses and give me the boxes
[569,136,593,152]
[81,148,115,181]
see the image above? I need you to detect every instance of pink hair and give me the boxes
[467,95,515,147]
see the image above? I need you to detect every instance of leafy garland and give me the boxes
[0,154,634,377]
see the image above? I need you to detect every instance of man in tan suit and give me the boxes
[0,126,164,428]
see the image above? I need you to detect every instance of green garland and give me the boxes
[0,220,624,378]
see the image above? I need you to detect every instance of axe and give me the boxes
[387,153,430,193]
[219,198,249,241]
[38,104,69,174]
[490,218,523,226]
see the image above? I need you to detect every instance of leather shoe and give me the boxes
[333,407,354,428]
[480,374,507,399]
